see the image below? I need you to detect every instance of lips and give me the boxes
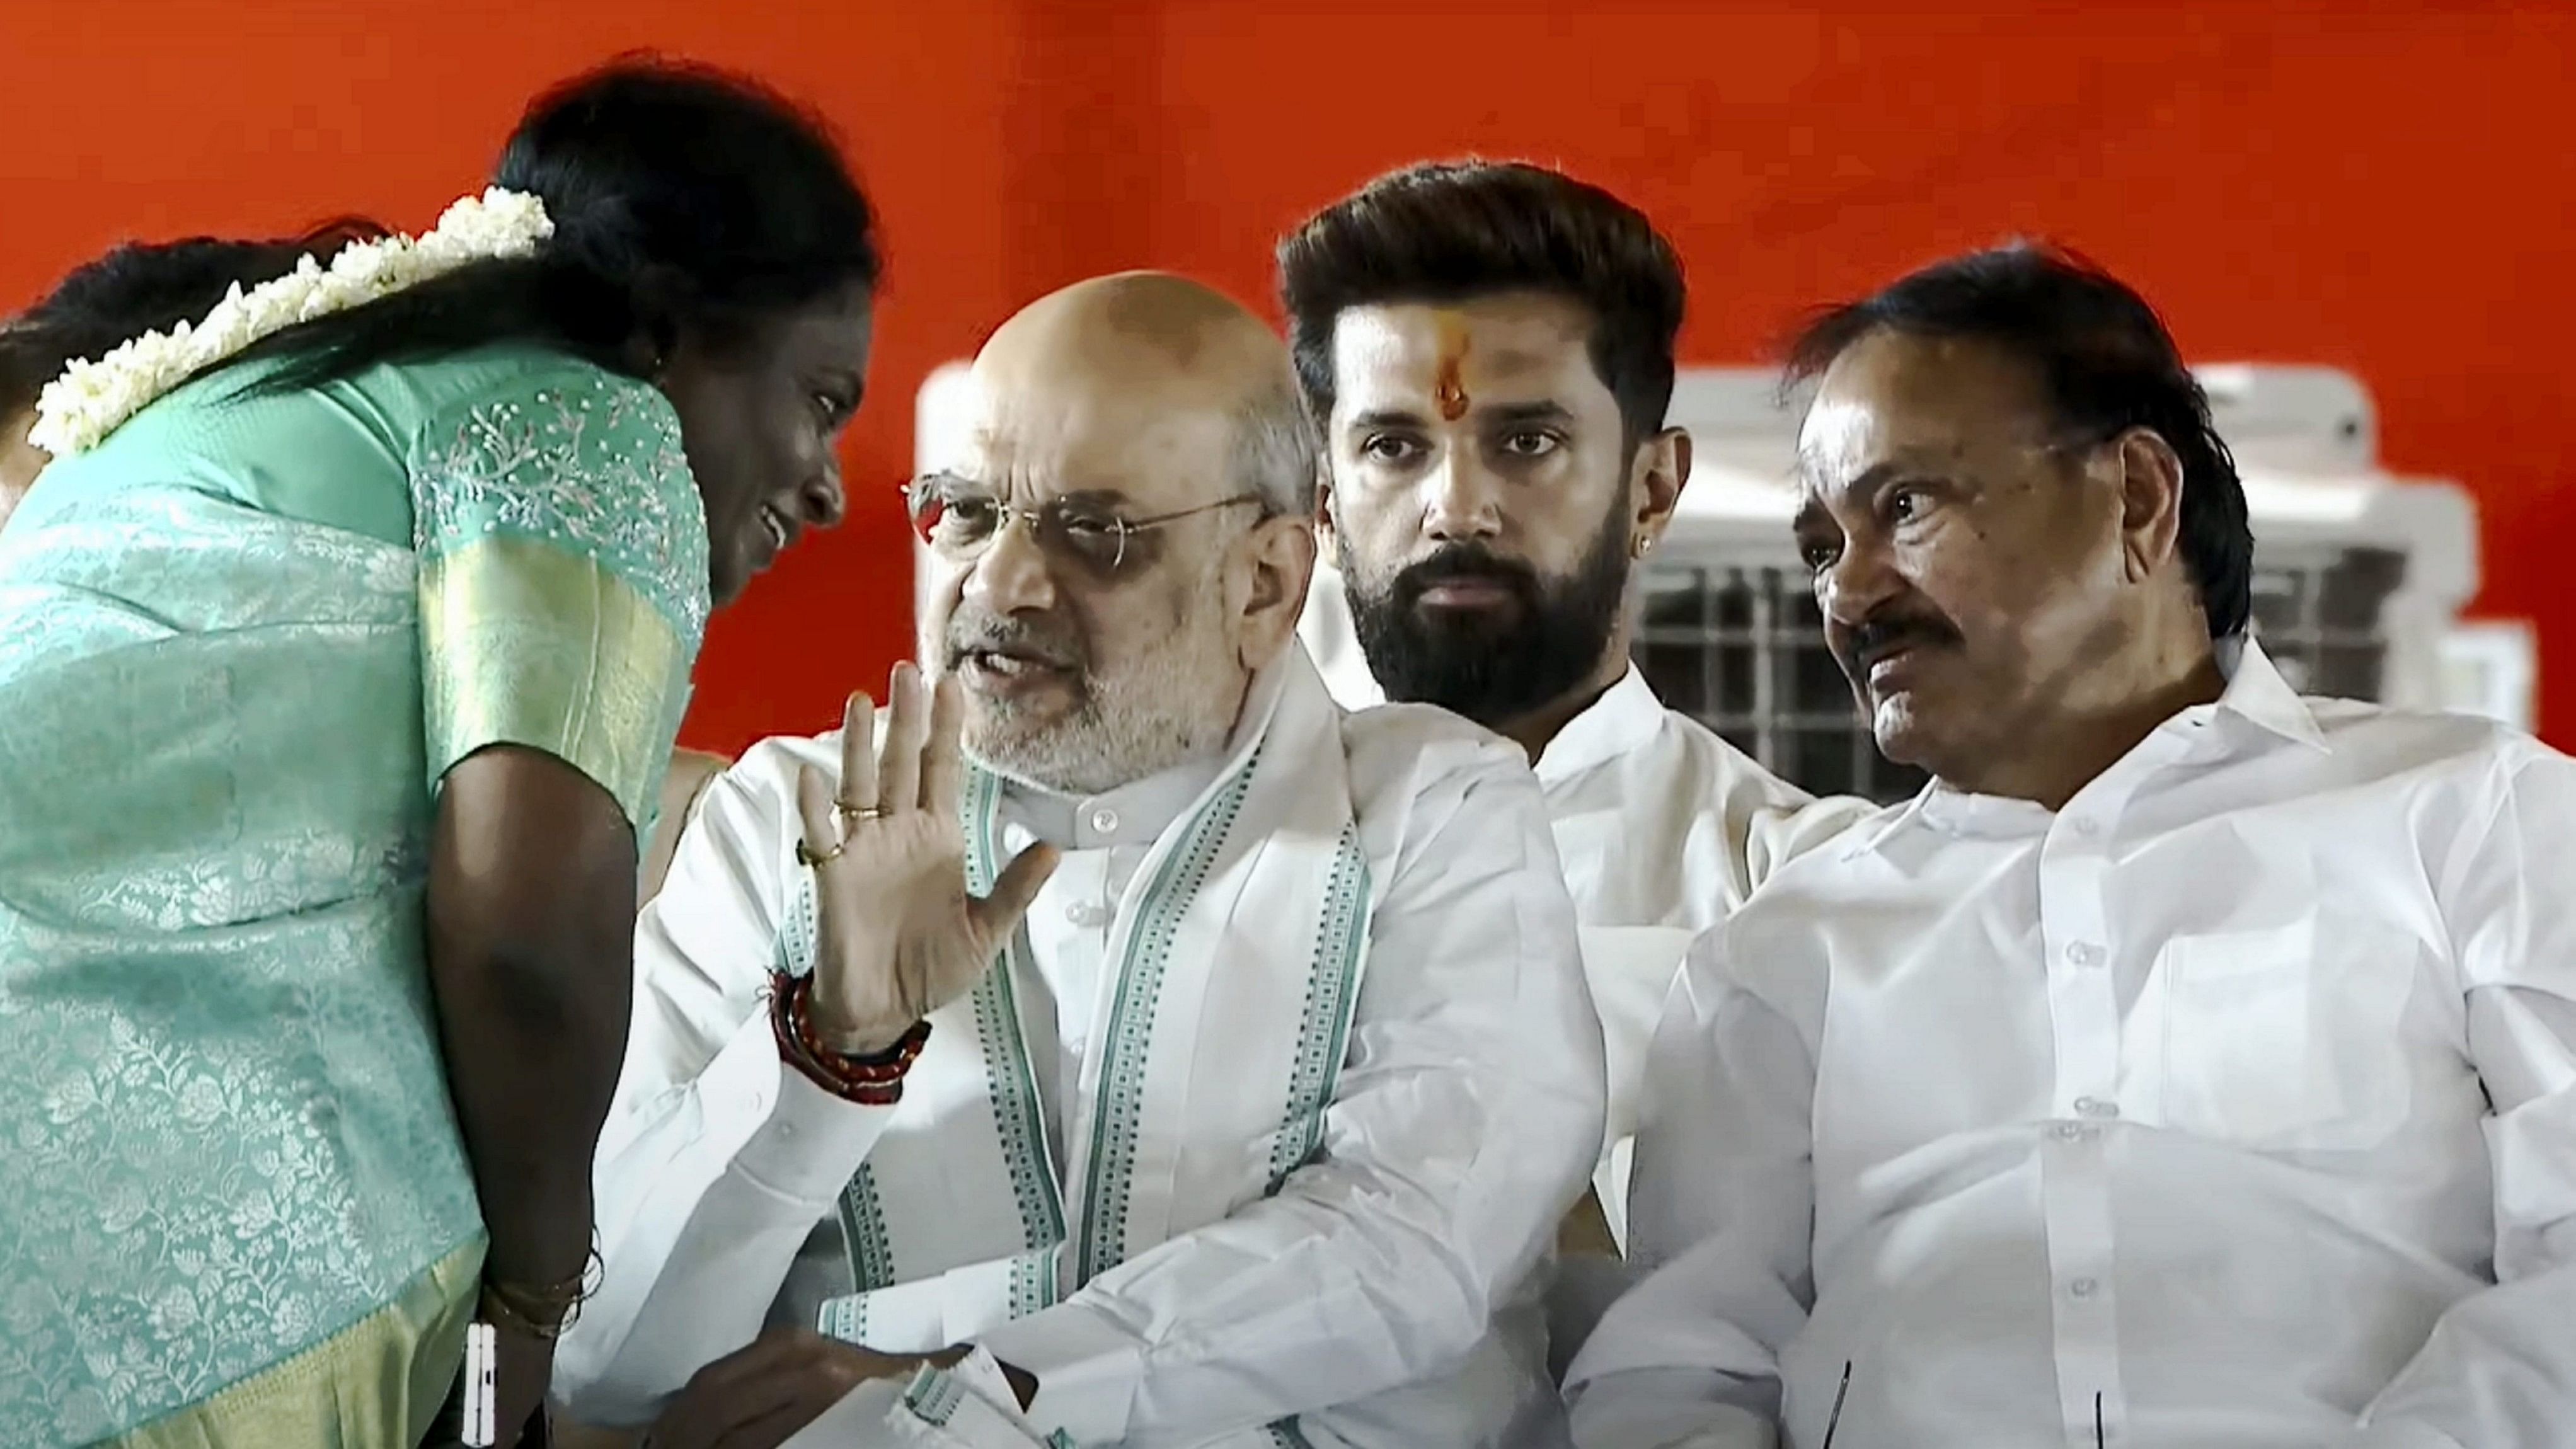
[1414,576,1517,609]
[757,503,792,557]
[956,644,1076,694]
[964,648,1059,674]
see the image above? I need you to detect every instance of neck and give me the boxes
[1492,638,1630,763]
[1947,638,2227,811]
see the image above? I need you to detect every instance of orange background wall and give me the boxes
[7,0,2570,750]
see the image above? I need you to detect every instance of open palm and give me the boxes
[794,663,1057,1055]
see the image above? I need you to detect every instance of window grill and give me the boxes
[1633,547,2405,803]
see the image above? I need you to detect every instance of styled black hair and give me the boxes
[0,223,379,417]
[232,56,881,392]
[1787,243,2253,639]
[1277,161,1684,450]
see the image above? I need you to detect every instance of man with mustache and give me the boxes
[1277,163,1871,1302]
[1567,246,2576,1446]
[555,272,1605,1448]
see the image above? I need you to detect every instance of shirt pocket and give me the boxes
[2150,914,2418,1152]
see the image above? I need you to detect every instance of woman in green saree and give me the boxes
[0,230,378,534]
[0,60,878,1449]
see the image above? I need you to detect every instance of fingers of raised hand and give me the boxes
[877,663,928,822]
[921,673,965,816]
[836,690,878,816]
[969,842,1061,944]
[793,764,845,868]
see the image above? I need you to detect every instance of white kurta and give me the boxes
[1566,642,2576,1449]
[1532,667,1873,1234]
[555,650,1606,1448]
[1301,588,1869,1223]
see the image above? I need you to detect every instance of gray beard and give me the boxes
[955,627,1240,797]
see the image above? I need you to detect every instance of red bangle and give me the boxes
[769,971,929,1106]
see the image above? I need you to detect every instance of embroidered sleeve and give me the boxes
[410,364,711,833]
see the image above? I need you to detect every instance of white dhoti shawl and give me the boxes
[780,1351,1062,1448]
[781,656,1376,1445]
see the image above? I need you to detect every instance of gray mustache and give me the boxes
[945,614,1083,670]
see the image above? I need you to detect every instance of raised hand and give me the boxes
[792,663,1059,1054]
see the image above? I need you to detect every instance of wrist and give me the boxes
[478,1249,598,1340]
[806,990,915,1057]
[769,971,930,1106]
[481,1222,592,1297]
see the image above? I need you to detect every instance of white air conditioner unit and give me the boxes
[916,363,2501,803]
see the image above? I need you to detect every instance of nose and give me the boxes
[1421,446,1503,544]
[796,452,846,529]
[1820,530,1906,633]
[960,504,1057,616]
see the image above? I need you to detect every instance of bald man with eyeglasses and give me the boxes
[555,273,1605,1449]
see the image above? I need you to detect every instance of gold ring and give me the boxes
[835,801,888,820]
[796,839,848,867]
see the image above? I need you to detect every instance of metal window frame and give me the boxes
[1632,546,2405,804]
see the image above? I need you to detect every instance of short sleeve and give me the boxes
[409,361,711,833]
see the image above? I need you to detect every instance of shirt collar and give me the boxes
[2195,635,2329,753]
[1847,636,2326,859]
[999,649,1288,850]
[1534,665,1668,786]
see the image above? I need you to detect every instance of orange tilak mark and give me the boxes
[1432,316,1470,421]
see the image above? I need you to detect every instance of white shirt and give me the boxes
[986,756,1222,1176]
[1301,574,1869,1169]
[558,671,1606,1445]
[1536,667,1873,1186]
[1566,641,2576,1449]
[1535,668,1871,1372]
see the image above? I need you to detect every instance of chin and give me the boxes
[1869,695,1942,771]
[708,533,768,607]
[706,564,748,609]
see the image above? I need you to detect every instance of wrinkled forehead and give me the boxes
[928,368,1240,512]
[1795,331,2057,496]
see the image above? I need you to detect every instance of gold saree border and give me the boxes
[106,1238,483,1449]
[420,535,684,831]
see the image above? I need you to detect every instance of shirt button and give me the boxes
[1064,900,1109,929]
[2054,1122,2089,1142]
[2065,941,2104,968]
[2069,1277,2099,1299]
[1088,806,1119,835]
[2069,816,2102,839]
[2074,1096,2119,1119]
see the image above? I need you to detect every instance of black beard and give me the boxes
[1342,499,1631,730]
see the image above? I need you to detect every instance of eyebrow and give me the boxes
[1791,459,1906,532]
[1345,399,1578,431]
[1484,399,1577,426]
[909,471,1133,508]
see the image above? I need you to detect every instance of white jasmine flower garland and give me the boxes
[28,187,555,457]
